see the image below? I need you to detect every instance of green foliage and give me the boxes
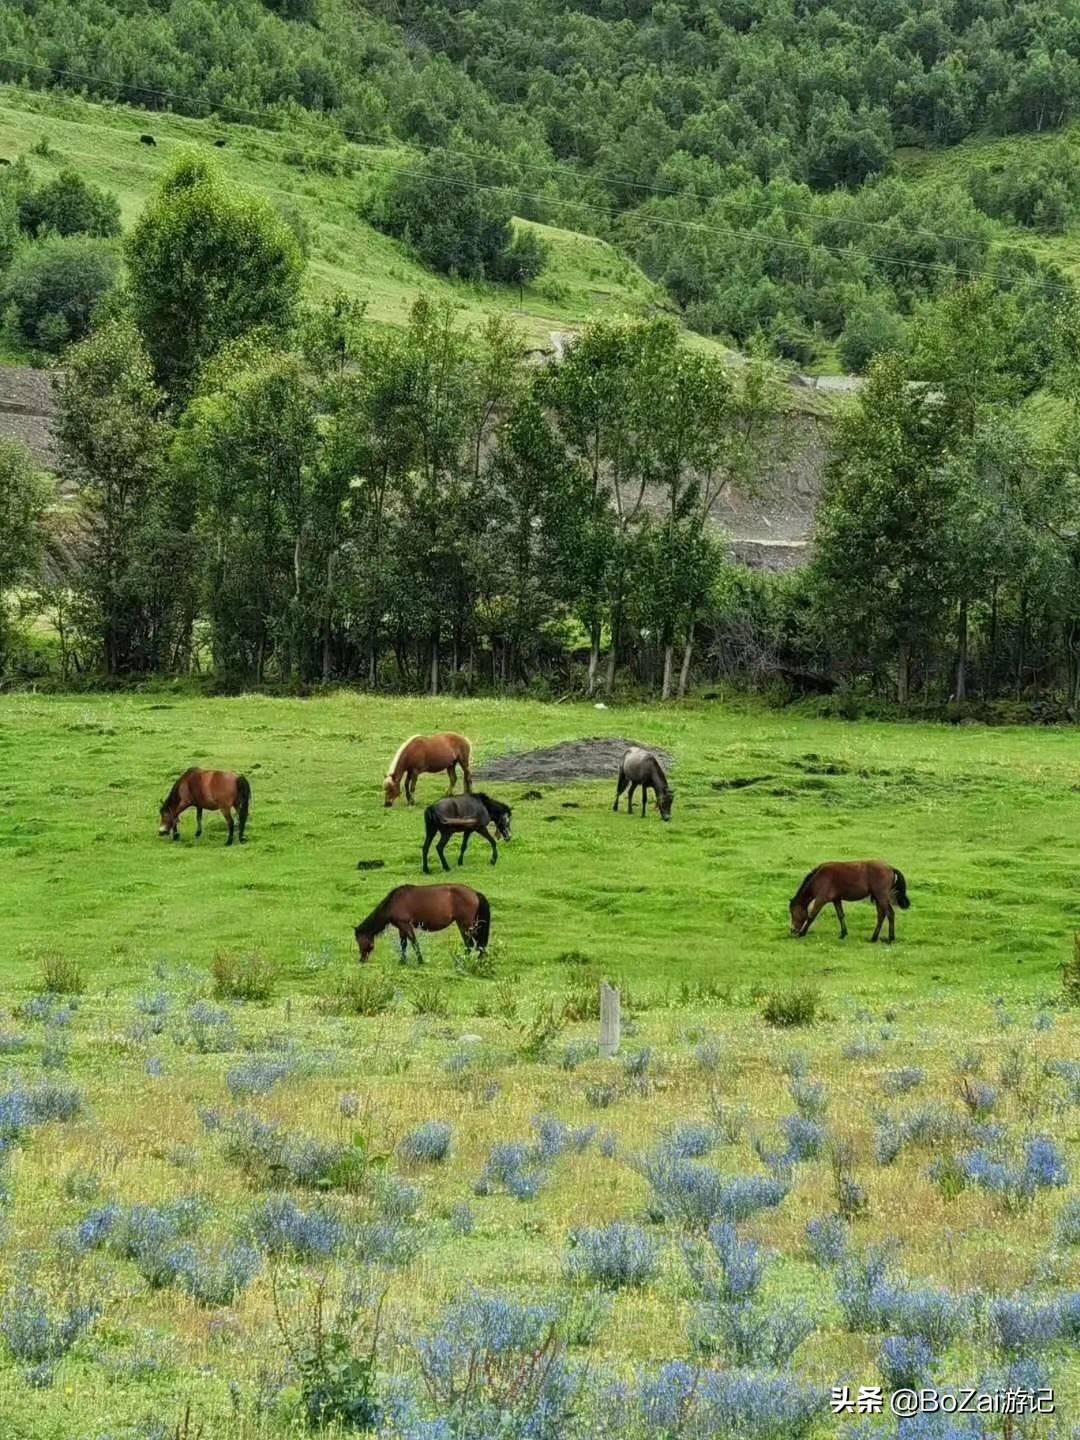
[18,169,121,239]
[35,952,85,996]
[2,234,118,352]
[319,971,396,1017]
[1065,935,1080,1007]
[762,986,820,1029]
[211,949,276,1002]
[125,152,303,400]
[0,438,49,672]
[839,302,907,374]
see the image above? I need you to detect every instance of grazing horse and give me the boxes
[789,861,909,943]
[613,747,674,821]
[383,732,473,807]
[159,768,250,846]
[422,793,512,873]
[354,884,490,964]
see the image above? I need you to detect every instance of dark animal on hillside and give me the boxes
[354,884,489,964]
[422,793,512,873]
[139,134,156,146]
[384,732,473,807]
[613,746,674,821]
[213,138,227,147]
[159,768,250,846]
[0,158,10,167]
[789,860,909,943]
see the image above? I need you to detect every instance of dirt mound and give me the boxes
[478,737,674,783]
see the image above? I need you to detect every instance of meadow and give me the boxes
[0,691,1078,1439]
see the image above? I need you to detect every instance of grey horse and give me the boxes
[422,792,513,872]
[613,747,674,821]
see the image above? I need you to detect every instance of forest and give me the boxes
[1,0,1080,363]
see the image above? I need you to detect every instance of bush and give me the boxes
[211,949,276,1002]
[3,235,119,353]
[762,986,820,1028]
[640,1146,789,1230]
[398,1121,453,1165]
[565,1223,658,1290]
[0,1281,99,1387]
[320,970,396,1017]
[35,952,85,996]
[18,170,121,240]
[226,1057,294,1099]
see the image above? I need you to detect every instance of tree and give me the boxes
[57,319,191,676]
[0,439,50,674]
[839,302,906,374]
[18,170,121,239]
[125,153,303,402]
[812,354,968,703]
[2,236,119,353]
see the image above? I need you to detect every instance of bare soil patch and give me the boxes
[478,737,674,783]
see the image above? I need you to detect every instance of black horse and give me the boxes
[422,792,513,872]
[613,747,674,821]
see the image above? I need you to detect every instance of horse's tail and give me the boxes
[424,803,438,834]
[892,868,910,909]
[461,734,474,788]
[470,892,491,951]
[237,775,251,826]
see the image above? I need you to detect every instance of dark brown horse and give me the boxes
[354,884,490,964]
[384,732,474,807]
[422,793,512,873]
[789,861,909,942]
[613,747,674,821]
[159,768,250,846]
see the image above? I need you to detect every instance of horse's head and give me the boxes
[383,774,400,807]
[355,926,375,963]
[494,807,512,842]
[158,799,175,836]
[659,789,674,823]
[789,897,808,936]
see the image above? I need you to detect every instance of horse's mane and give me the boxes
[791,867,819,905]
[652,756,670,792]
[356,886,407,938]
[474,792,508,815]
[163,775,185,810]
[386,735,420,780]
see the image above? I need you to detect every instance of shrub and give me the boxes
[879,1334,935,1389]
[211,949,276,1002]
[3,235,119,353]
[565,1223,658,1290]
[805,1215,850,1268]
[882,1067,925,1096]
[251,1195,346,1259]
[226,1057,294,1099]
[780,1114,827,1162]
[398,1121,453,1165]
[692,1297,815,1366]
[449,1203,475,1237]
[789,1078,828,1117]
[1064,933,1080,1006]
[410,977,450,1017]
[18,170,121,239]
[990,1296,1066,1354]
[321,970,396,1017]
[664,1123,718,1160]
[640,1147,789,1230]
[475,1142,549,1202]
[0,1281,99,1386]
[607,1362,823,1439]
[958,1078,999,1118]
[213,1110,344,1189]
[181,1001,238,1053]
[957,1134,1068,1209]
[35,952,85,996]
[1057,1197,1080,1246]
[686,1222,764,1302]
[170,1241,261,1306]
[762,986,819,1028]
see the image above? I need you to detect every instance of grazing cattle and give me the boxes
[613,746,674,821]
[354,884,489,964]
[139,134,156,146]
[422,793,512,872]
[789,860,909,943]
[383,732,473,807]
[159,768,250,846]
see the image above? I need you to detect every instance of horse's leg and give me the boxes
[833,899,847,938]
[406,771,417,805]
[482,826,498,866]
[462,758,473,793]
[408,925,424,965]
[641,784,648,818]
[613,767,628,812]
[195,806,203,838]
[870,899,885,942]
[447,763,457,794]
[222,805,235,846]
[799,897,826,935]
[885,904,896,943]
[436,830,451,872]
[172,801,188,840]
[626,781,637,814]
[422,820,435,874]
[396,925,409,965]
[458,830,472,867]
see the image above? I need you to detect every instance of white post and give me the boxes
[599,981,621,1059]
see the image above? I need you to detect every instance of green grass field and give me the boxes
[0,692,1078,1438]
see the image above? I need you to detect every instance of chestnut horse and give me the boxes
[159,768,250,846]
[354,884,490,964]
[789,860,909,942]
[383,732,473,807]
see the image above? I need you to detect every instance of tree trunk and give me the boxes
[429,636,439,696]
[587,622,601,695]
[897,642,910,706]
[954,598,968,703]
[603,598,622,696]
[321,551,335,683]
[677,619,695,699]
[661,643,674,700]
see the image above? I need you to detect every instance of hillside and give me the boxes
[0,86,669,354]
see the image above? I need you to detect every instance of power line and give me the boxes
[0,51,1074,298]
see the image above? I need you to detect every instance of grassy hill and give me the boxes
[0,85,671,356]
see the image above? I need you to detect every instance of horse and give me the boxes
[384,732,473,807]
[789,861,909,943]
[613,747,674,821]
[158,768,250,846]
[354,884,490,964]
[422,793,512,873]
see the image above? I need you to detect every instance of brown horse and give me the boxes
[383,732,473,807]
[354,884,490,964]
[159,768,251,846]
[789,860,909,942]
